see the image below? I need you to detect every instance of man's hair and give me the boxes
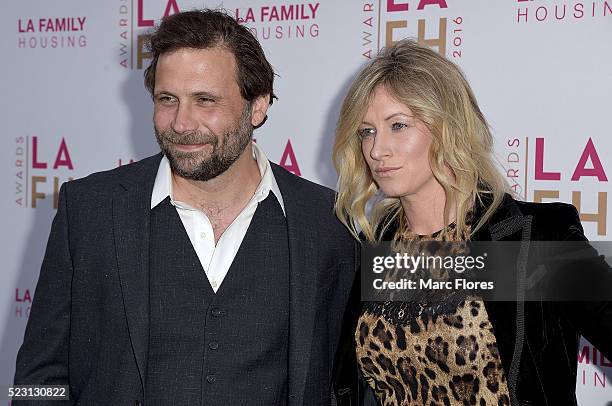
[144,9,276,105]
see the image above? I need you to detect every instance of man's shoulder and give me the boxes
[269,162,357,244]
[269,162,335,203]
[65,154,161,195]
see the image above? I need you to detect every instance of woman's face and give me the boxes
[360,85,438,200]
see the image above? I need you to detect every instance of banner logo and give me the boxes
[236,2,320,41]
[516,0,612,24]
[14,136,75,209]
[17,16,88,49]
[118,0,192,69]
[578,344,611,388]
[14,288,33,319]
[360,0,459,59]
[504,136,609,237]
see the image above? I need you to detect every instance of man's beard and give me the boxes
[155,104,253,181]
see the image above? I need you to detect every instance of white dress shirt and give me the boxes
[150,142,285,293]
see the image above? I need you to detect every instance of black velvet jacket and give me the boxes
[332,194,612,405]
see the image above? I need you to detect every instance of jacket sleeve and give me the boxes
[558,203,612,362]
[13,183,75,405]
[331,240,379,406]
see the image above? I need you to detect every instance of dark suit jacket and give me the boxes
[14,154,358,406]
[333,194,612,406]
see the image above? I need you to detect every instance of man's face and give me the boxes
[153,47,254,181]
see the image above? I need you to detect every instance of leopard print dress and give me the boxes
[356,225,511,405]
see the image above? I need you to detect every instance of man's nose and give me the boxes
[171,103,198,134]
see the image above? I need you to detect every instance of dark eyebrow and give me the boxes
[192,91,220,100]
[153,90,174,98]
[152,90,220,100]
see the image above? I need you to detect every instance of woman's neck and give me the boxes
[400,181,456,235]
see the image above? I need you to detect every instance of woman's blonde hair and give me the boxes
[333,39,509,242]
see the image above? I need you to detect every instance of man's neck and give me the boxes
[172,144,262,242]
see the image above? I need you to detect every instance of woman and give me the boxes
[331,39,612,405]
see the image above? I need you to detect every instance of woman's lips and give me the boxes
[374,166,402,177]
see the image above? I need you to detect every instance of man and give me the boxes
[14,9,357,405]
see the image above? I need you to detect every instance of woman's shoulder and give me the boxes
[513,198,578,219]
[497,194,584,241]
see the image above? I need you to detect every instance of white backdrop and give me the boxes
[2,1,611,404]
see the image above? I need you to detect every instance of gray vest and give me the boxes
[146,193,290,405]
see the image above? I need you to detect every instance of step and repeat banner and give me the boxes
[2,0,611,404]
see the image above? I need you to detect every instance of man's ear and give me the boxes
[250,94,271,128]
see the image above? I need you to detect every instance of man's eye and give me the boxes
[391,122,408,131]
[357,128,375,138]
[156,96,175,104]
[198,97,214,104]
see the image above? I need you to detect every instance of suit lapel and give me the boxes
[112,154,161,392]
[271,164,322,406]
[475,194,533,406]
[112,158,323,400]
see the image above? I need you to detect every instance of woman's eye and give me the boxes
[391,122,408,131]
[357,128,375,138]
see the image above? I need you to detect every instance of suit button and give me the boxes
[209,341,219,350]
[206,374,216,383]
[211,308,223,317]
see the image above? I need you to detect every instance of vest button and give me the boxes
[209,341,219,350]
[206,374,216,384]
[211,308,223,317]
